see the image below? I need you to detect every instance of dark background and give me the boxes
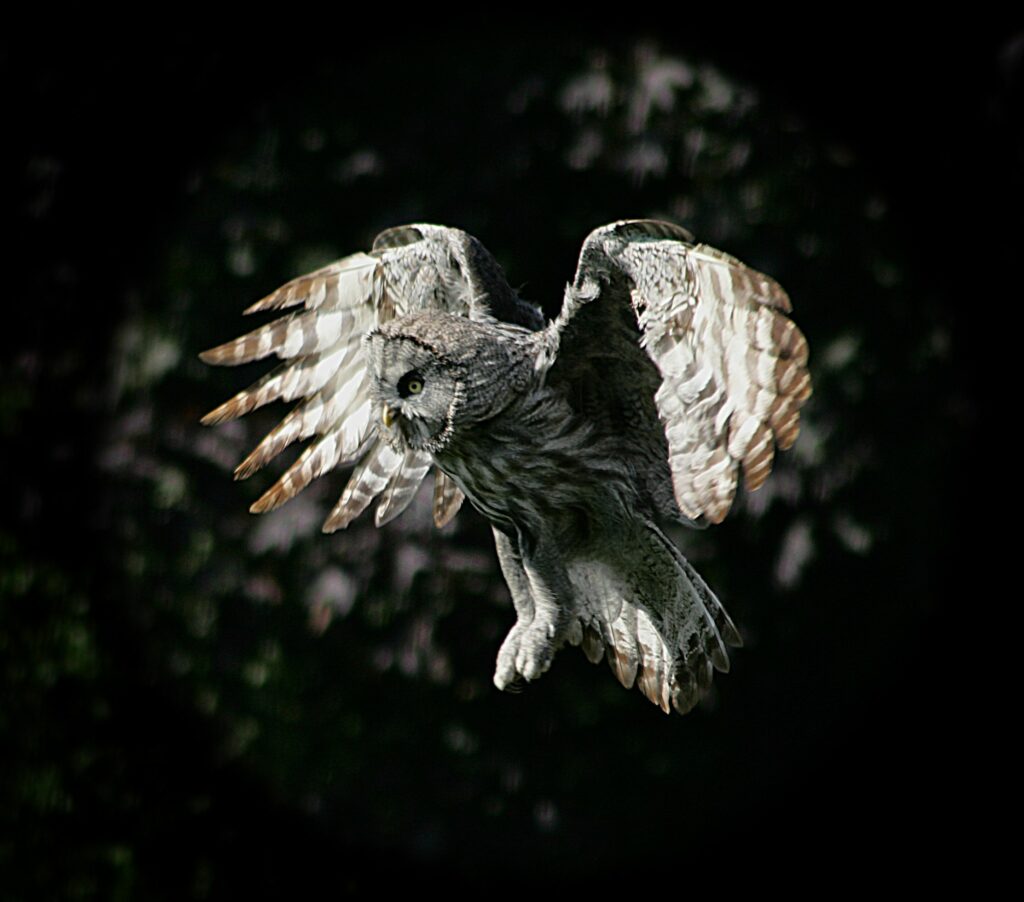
[3,24,1018,898]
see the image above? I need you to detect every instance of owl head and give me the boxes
[364,316,464,453]
[365,311,532,454]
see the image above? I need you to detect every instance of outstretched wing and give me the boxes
[200,224,542,532]
[545,220,810,711]
[546,219,811,525]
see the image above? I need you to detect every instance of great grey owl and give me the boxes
[201,221,811,714]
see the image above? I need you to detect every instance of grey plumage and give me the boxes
[200,220,811,715]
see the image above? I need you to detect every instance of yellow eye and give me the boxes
[398,371,425,398]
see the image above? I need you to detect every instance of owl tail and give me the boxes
[569,519,741,715]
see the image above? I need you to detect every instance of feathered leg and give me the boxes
[492,528,534,690]
[493,528,534,622]
[492,528,575,688]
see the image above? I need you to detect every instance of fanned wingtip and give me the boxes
[200,391,255,427]
[198,336,267,367]
[322,508,355,533]
[198,346,230,365]
[243,292,281,315]
[249,480,292,515]
[233,453,262,481]
[199,403,230,426]
[243,253,379,315]
[322,488,361,533]
[774,412,802,451]
[242,277,308,315]
[374,497,402,528]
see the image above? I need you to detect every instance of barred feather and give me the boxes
[432,471,465,528]
[566,518,736,715]
[322,441,404,533]
[606,603,640,690]
[202,226,541,534]
[243,253,379,315]
[198,306,363,367]
[552,219,812,525]
[374,451,432,527]
[249,424,370,514]
[201,339,361,427]
[232,364,371,481]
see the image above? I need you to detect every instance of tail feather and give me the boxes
[571,518,737,715]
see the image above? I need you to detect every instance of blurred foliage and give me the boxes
[3,31,1014,899]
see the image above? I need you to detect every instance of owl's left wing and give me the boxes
[540,220,809,712]
[544,219,811,525]
[200,225,541,532]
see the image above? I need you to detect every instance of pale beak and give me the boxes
[381,404,395,428]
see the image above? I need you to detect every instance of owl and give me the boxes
[201,221,811,714]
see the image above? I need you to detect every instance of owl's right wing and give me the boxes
[200,224,541,532]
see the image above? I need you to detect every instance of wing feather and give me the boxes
[322,440,404,533]
[548,219,811,525]
[374,451,433,527]
[242,253,379,315]
[432,471,465,528]
[231,360,371,480]
[202,226,542,533]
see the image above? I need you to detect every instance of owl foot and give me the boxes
[493,619,560,690]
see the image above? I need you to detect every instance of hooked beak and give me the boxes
[381,404,396,428]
